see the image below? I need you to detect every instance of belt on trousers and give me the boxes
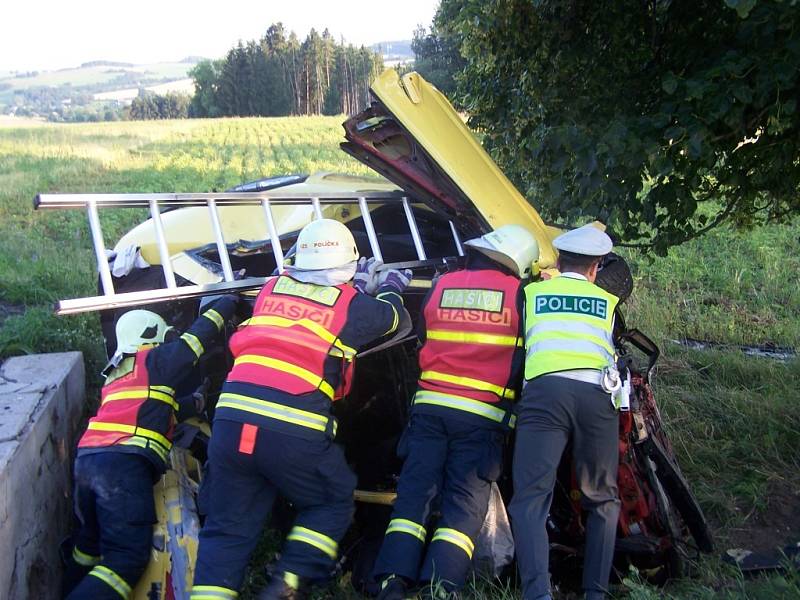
[529,368,604,386]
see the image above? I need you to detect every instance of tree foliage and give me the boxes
[438,0,800,252]
[188,23,383,118]
[129,92,190,120]
[410,24,465,102]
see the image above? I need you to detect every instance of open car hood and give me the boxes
[342,69,559,267]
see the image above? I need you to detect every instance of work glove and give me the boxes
[199,293,240,311]
[353,256,383,295]
[377,268,413,294]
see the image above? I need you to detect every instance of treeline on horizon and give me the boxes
[188,23,384,118]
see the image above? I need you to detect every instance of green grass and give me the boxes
[1,117,798,599]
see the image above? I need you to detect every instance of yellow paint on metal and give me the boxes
[370,69,560,267]
[131,476,171,599]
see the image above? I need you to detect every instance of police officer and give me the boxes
[372,225,540,599]
[509,224,621,600]
[191,219,412,600]
[63,297,239,599]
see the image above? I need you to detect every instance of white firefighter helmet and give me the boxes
[464,224,540,278]
[115,309,172,354]
[294,218,359,270]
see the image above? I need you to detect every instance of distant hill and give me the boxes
[372,40,413,65]
[79,60,135,68]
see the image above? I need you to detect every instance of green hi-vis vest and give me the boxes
[524,275,619,380]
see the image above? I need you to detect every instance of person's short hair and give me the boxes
[557,250,602,274]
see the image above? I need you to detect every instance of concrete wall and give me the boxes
[0,352,85,600]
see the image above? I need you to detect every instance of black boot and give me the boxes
[376,575,409,600]
[256,572,306,600]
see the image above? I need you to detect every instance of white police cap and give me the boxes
[553,224,613,257]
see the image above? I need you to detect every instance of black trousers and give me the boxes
[372,413,504,591]
[508,375,620,600]
[192,419,357,595]
[64,452,156,599]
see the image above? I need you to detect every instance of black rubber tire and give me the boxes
[643,436,715,554]
[595,253,634,302]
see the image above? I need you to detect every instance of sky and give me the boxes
[0,0,438,72]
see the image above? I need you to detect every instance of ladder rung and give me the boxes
[311,197,323,220]
[449,221,465,256]
[358,196,383,263]
[149,199,176,288]
[261,199,285,274]
[207,199,235,282]
[87,200,115,295]
[401,197,427,260]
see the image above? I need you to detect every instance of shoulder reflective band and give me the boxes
[72,545,101,567]
[181,333,204,358]
[247,316,356,358]
[386,518,427,542]
[420,370,516,400]
[426,329,522,347]
[431,527,474,558]
[88,565,132,599]
[190,585,239,599]
[286,526,338,559]
[216,392,335,435]
[413,390,510,425]
[232,355,336,400]
[202,308,225,331]
[86,421,172,449]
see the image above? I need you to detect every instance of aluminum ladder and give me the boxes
[34,190,464,315]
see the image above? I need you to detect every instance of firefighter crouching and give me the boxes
[63,298,240,599]
[509,225,621,600]
[372,225,540,599]
[191,219,412,600]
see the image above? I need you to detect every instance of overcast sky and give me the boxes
[0,0,438,72]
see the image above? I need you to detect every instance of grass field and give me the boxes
[0,117,798,599]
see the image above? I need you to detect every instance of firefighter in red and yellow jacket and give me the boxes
[372,225,540,598]
[63,296,239,600]
[191,219,411,600]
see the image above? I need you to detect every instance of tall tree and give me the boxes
[438,0,800,253]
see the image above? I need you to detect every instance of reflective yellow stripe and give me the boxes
[181,333,204,358]
[376,292,402,334]
[427,329,522,347]
[86,421,171,449]
[386,518,427,542]
[248,316,356,358]
[102,389,147,403]
[102,387,177,410]
[414,390,511,425]
[286,526,338,559]
[190,585,239,599]
[119,436,169,462]
[217,393,333,434]
[150,385,175,395]
[431,527,474,558]
[234,355,335,400]
[202,309,225,331]
[420,370,515,400]
[72,545,101,566]
[148,389,179,410]
[88,565,131,599]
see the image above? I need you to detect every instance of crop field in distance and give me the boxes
[0,116,798,599]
